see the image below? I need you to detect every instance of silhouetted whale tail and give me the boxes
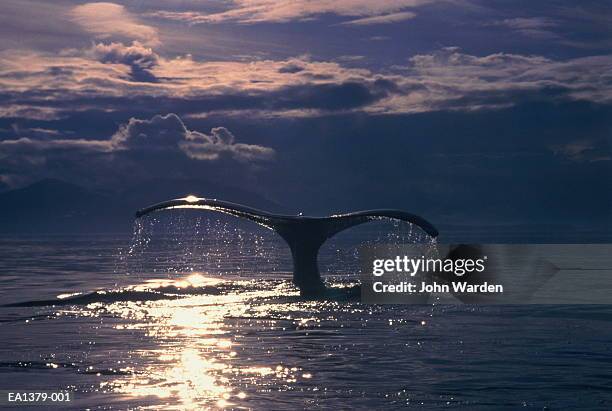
[135,197,438,295]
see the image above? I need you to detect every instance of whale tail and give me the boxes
[135,197,438,295]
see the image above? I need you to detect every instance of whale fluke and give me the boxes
[135,197,438,295]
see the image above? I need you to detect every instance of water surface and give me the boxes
[0,219,611,410]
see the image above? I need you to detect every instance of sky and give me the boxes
[0,0,611,226]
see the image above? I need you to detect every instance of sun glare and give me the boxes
[184,273,209,287]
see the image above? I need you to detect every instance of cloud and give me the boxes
[112,113,275,161]
[369,47,612,113]
[0,48,389,119]
[0,44,610,120]
[147,0,435,24]
[337,55,366,61]
[46,112,276,163]
[11,127,61,137]
[495,17,556,30]
[490,17,559,39]
[0,136,112,153]
[71,2,159,45]
[551,140,611,163]
[146,10,211,25]
[368,36,391,41]
[340,11,417,25]
[0,113,274,185]
[0,105,63,121]
[90,41,160,82]
[278,62,306,73]
[183,127,276,162]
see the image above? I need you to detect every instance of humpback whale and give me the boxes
[135,197,438,295]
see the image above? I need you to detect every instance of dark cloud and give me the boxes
[1,45,610,122]
[272,81,390,110]
[0,113,275,186]
[91,42,159,82]
[113,113,275,161]
[0,49,401,120]
[278,63,305,74]
[551,140,612,163]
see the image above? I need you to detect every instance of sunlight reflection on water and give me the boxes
[102,274,303,410]
[91,211,430,408]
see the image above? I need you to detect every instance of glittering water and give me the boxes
[0,214,611,410]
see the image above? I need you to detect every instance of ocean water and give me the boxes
[1,214,611,410]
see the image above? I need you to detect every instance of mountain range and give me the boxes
[0,178,284,233]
